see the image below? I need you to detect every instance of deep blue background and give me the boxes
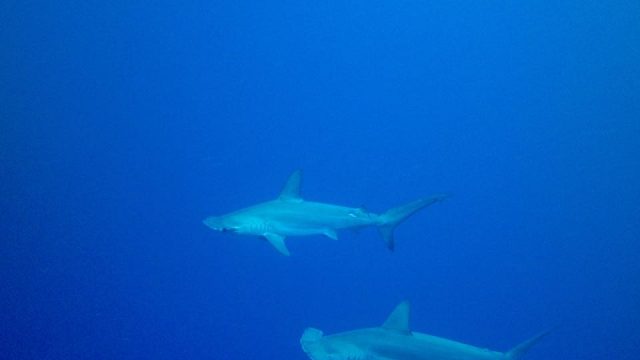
[2,1,639,359]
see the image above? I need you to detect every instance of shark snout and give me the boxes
[203,216,239,233]
[203,216,225,231]
[203,216,219,230]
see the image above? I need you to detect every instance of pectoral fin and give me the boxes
[323,229,338,240]
[264,233,290,256]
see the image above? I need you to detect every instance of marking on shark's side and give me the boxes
[301,301,550,360]
[203,170,446,255]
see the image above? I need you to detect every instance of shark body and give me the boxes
[203,171,445,255]
[301,302,549,360]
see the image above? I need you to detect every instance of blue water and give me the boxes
[2,1,639,359]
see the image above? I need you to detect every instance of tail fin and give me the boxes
[377,195,447,250]
[506,330,551,359]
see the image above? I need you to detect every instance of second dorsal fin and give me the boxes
[279,170,303,201]
[382,301,411,334]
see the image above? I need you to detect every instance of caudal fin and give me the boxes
[377,195,447,250]
[506,330,551,359]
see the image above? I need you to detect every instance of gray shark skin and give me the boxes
[203,170,445,255]
[301,302,549,360]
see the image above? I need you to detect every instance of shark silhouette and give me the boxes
[301,301,550,360]
[203,170,445,255]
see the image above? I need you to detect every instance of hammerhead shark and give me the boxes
[301,301,549,360]
[203,170,445,255]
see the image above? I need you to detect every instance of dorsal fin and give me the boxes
[279,170,303,201]
[382,301,411,334]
